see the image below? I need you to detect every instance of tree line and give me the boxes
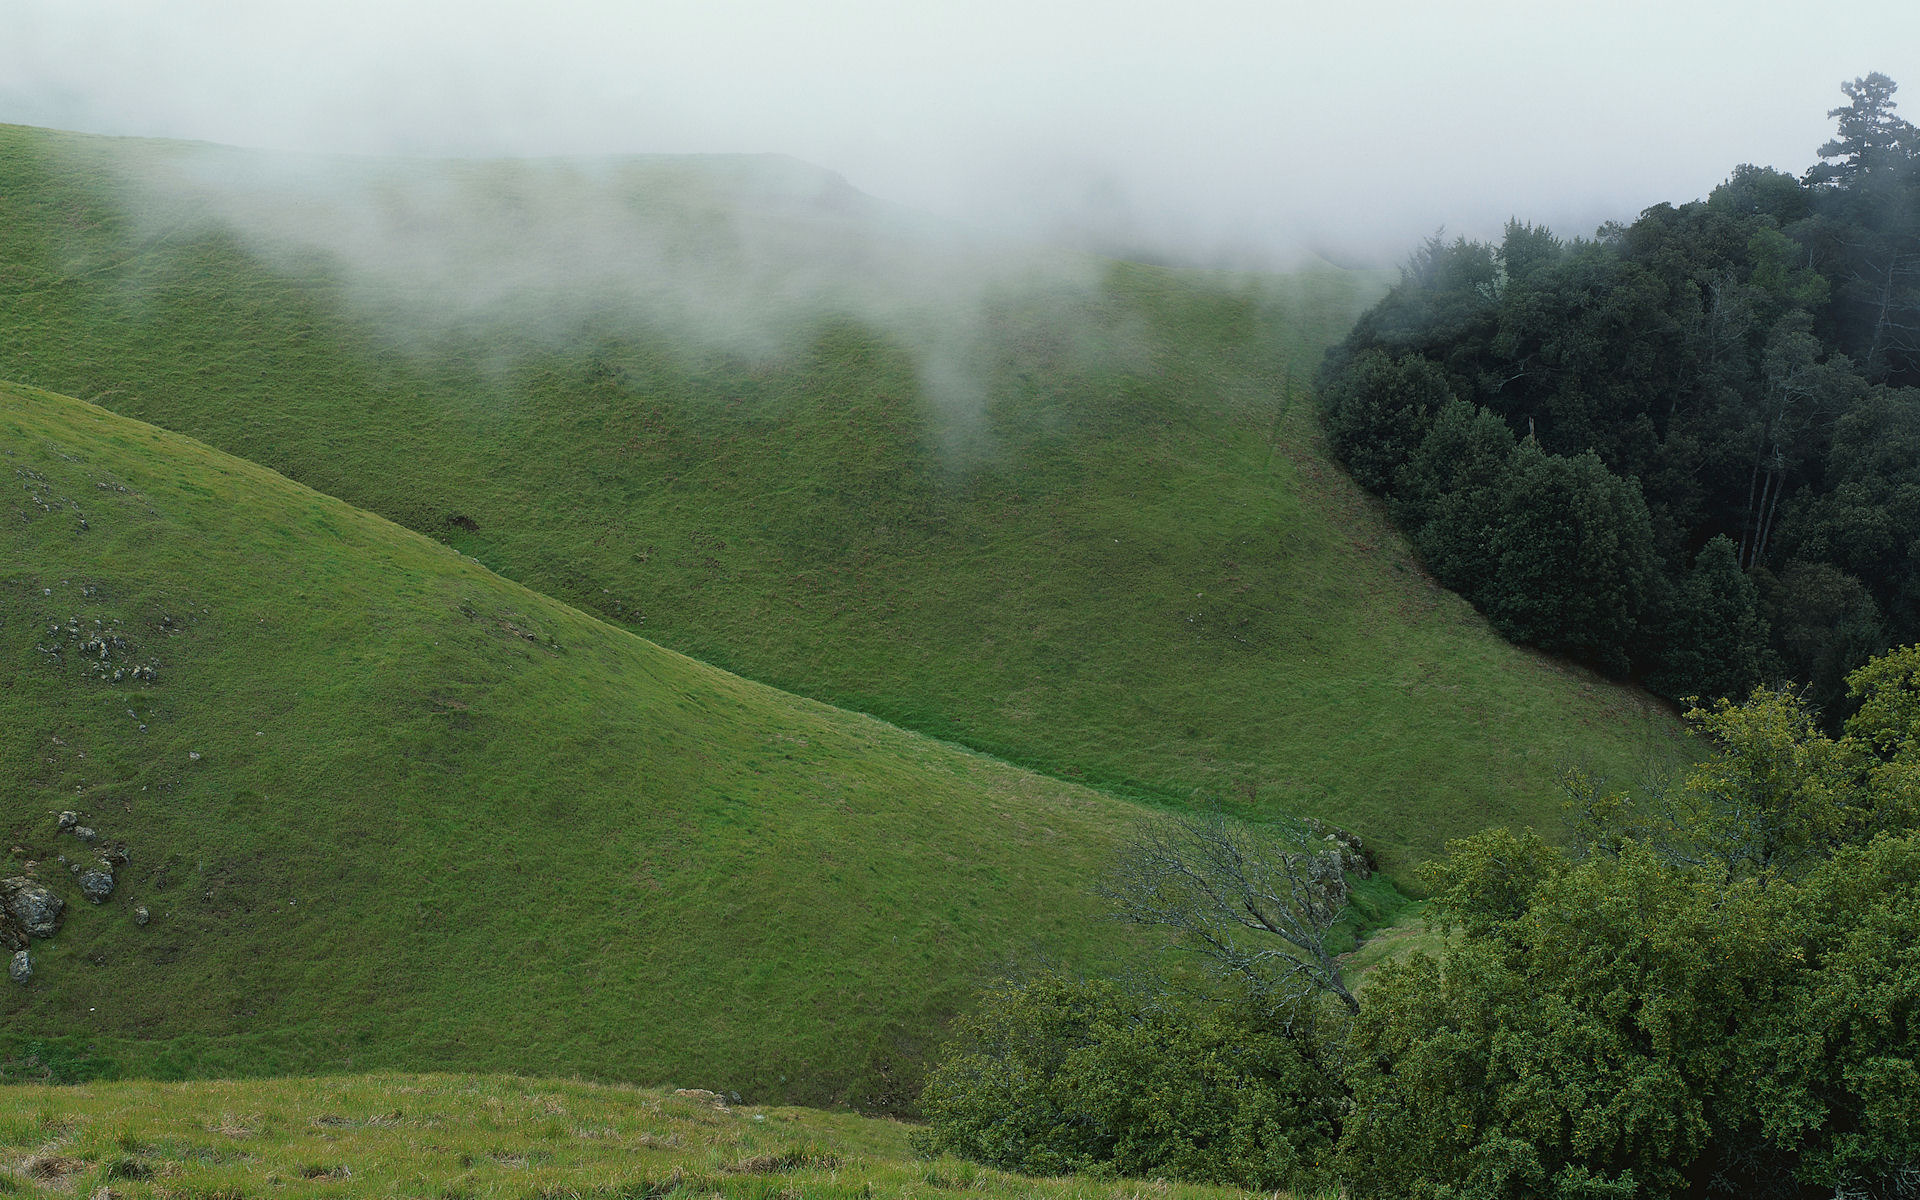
[1317,74,1920,712]
[914,648,1920,1199]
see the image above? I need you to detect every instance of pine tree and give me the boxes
[1483,441,1656,673]
[1808,73,1918,189]
[1649,535,1767,702]
[1393,399,1516,594]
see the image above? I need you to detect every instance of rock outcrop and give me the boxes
[78,867,115,904]
[2,878,65,942]
[1303,818,1376,879]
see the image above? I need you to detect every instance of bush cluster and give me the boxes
[913,976,1342,1192]
[921,647,1920,1198]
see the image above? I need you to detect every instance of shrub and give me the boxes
[914,974,1340,1192]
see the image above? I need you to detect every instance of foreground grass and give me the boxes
[0,124,1687,874]
[0,1074,1291,1200]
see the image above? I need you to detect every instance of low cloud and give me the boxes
[5,1,1916,267]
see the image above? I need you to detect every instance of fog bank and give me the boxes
[5,0,1917,265]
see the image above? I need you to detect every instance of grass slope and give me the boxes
[0,1074,1292,1199]
[1,381,1168,1108]
[0,125,1687,871]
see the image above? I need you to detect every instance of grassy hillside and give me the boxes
[0,1074,1292,1199]
[1,381,1176,1108]
[0,125,1687,870]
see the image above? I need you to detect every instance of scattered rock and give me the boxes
[2,878,65,938]
[73,825,98,843]
[79,867,115,904]
[671,1088,728,1108]
[134,905,150,926]
[8,948,29,983]
[1303,818,1376,879]
[57,810,78,830]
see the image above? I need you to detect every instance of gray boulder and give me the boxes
[134,905,150,926]
[2,879,64,938]
[7,949,27,984]
[78,868,115,904]
[1302,818,1376,879]
[56,811,77,831]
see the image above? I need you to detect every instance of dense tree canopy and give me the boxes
[1346,650,1920,1198]
[1318,76,1920,710]
[922,648,1920,1198]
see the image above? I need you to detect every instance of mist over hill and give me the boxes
[0,125,1687,876]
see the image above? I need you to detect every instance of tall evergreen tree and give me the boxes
[1393,399,1517,595]
[1648,535,1766,702]
[1807,72,1918,189]
[1483,441,1656,673]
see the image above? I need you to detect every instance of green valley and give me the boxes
[0,126,1684,876]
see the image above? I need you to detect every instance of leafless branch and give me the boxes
[1097,810,1360,1014]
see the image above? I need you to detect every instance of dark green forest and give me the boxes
[1317,74,1920,712]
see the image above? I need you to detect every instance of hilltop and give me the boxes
[0,125,1686,872]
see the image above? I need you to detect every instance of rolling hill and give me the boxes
[3,380,1167,1108]
[0,124,1688,874]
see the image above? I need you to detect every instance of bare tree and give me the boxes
[1097,810,1360,1014]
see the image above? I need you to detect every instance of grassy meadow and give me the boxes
[0,1073,1307,1199]
[0,125,1687,876]
[2,381,1192,1107]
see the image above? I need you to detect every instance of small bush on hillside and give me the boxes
[913,974,1341,1192]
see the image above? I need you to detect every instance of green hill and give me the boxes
[0,124,1686,872]
[1,380,1161,1108]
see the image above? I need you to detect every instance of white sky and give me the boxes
[3,0,1917,264]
